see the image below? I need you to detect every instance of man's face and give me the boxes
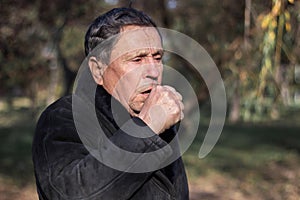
[101,26,163,116]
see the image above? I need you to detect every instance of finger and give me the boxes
[180,111,184,120]
[150,84,158,94]
[175,92,183,101]
[178,100,184,111]
[163,85,176,93]
[163,85,183,101]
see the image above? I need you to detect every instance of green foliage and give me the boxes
[224,0,300,122]
[1,1,300,198]
[0,0,299,121]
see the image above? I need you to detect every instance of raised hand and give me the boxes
[138,85,184,134]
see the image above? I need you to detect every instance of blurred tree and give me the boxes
[0,0,49,110]
[1,0,299,121]
[226,0,299,122]
[0,0,117,109]
[37,0,100,102]
[166,0,246,117]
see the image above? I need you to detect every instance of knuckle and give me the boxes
[172,105,181,114]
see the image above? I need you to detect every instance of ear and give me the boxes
[88,56,107,85]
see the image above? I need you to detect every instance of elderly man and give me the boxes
[32,7,189,200]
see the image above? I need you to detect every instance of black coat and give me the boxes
[32,86,189,200]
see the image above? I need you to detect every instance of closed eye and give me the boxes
[132,57,142,63]
[154,55,162,61]
[153,51,163,62]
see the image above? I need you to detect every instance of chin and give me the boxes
[128,109,139,117]
[128,105,142,116]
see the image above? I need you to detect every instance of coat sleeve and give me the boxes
[33,100,174,200]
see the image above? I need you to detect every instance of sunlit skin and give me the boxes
[89,26,184,134]
[104,26,164,115]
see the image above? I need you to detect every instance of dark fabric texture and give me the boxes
[32,86,189,200]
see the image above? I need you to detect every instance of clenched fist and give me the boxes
[138,85,184,134]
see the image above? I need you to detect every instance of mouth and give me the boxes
[141,88,152,95]
[138,83,157,95]
[129,85,156,115]
[139,87,154,98]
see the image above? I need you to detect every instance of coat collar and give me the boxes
[94,85,131,133]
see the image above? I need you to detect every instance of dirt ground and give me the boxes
[1,165,300,200]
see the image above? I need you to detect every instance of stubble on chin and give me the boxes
[128,102,143,117]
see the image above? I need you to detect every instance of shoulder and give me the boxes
[33,95,84,155]
[35,95,74,133]
[44,95,73,117]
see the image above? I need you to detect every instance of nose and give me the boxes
[143,59,161,80]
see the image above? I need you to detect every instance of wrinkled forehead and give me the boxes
[110,26,163,61]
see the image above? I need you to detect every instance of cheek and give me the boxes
[158,66,163,83]
[114,73,140,103]
[121,72,142,94]
[103,72,117,94]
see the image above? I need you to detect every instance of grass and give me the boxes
[0,106,36,186]
[183,121,300,199]
[0,98,300,199]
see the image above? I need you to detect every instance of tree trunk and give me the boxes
[244,0,251,49]
[47,50,60,105]
[229,0,251,122]
[229,80,240,122]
